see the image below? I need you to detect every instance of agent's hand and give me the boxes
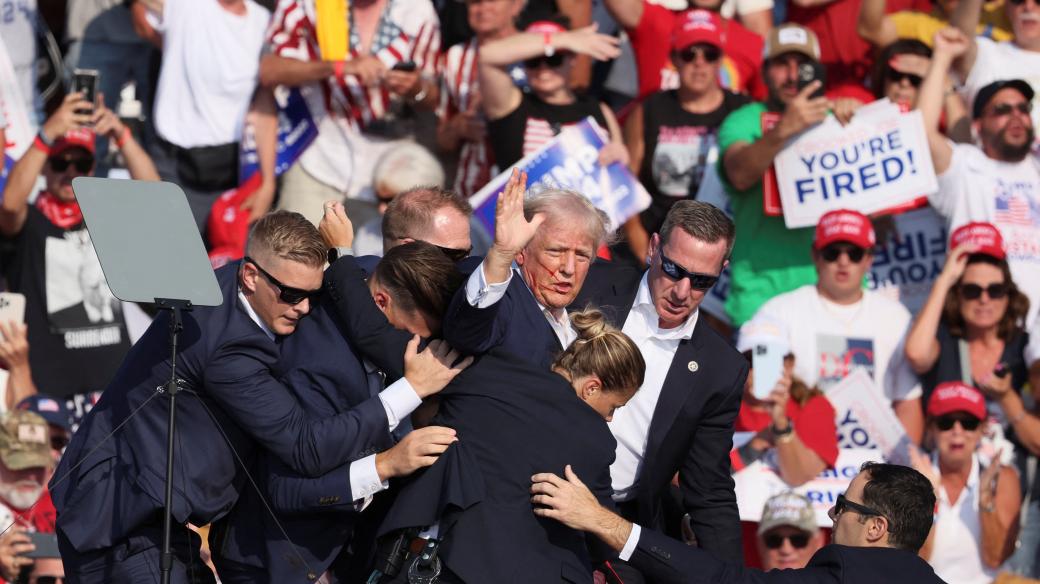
[777,81,829,139]
[531,465,604,531]
[403,336,474,398]
[319,200,354,249]
[41,92,93,142]
[375,425,458,480]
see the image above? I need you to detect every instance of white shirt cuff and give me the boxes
[379,377,422,432]
[618,524,642,562]
[349,454,387,504]
[464,260,512,308]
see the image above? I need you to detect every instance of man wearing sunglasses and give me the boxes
[744,209,925,444]
[922,28,1040,327]
[756,492,824,571]
[0,92,158,429]
[531,461,945,584]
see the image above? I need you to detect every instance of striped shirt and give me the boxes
[438,39,491,199]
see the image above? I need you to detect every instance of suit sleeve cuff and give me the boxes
[379,377,422,432]
[349,454,388,503]
[465,260,512,308]
[618,524,642,562]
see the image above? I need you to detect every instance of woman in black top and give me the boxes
[479,20,627,170]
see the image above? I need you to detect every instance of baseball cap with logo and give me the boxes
[736,313,791,356]
[672,9,723,51]
[949,222,1006,261]
[927,381,987,420]
[16,395,71,431]
[52,127,96,157]
[971,79,1034,120]
[758,491,817,536]
[813,209,876,250]
[0,410,52,470]
[525,20,568,35]
[764,24,821,62]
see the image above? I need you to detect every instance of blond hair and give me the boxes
[553,308,645,394]
[244,210,327,268]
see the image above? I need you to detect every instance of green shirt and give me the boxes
[716,102,817,326]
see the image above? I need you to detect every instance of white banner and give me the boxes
[824,369,912,465]
[867,207,948,314]
[774,100,938,229]
[734,448,879,527]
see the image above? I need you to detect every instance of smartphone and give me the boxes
[796,61,826,99]
[752,342,785,400]
[0,292,26,327]
[392,61,417,72]
[23,532,60,559]
[72,68,100,117]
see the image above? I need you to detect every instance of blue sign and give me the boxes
[239,88,318,183]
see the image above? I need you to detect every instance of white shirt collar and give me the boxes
[238,289,276,342]
[632,273,698,341]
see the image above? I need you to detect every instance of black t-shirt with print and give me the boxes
[489,92,609,169]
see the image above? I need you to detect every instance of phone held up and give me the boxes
[72,69,100,119]
[796,61,826,99]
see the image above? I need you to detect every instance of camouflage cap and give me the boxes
[0,410,52,471]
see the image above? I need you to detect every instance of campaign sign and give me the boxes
[867,207,947,314]
[734,448,878,527]
[694,164,734,324]
[468,117,651,236]
[239,86,318,182]
[774,106,937,229]
[824,369,912,464]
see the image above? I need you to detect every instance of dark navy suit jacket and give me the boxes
[631,530,946,584]
[573,262,748,563]
[51,262,390,553]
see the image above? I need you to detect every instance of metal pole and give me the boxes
[160,303,184,584]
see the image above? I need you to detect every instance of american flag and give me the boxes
[995,193,1035,226]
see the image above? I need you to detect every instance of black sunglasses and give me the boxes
[987,102,1033,117]
[763,532,811,549]
[659,252,720,291]
[819,243,867,263]
[244,256,323,305]
[434,244,472,263]
[1008,0,1038,6]
[886,69,922,87]
[829,493,885,521]
[935,414,982,431]
[959,282,1008,300]
[677,44,721,64]
[49,157,93,174]
[524,53,567,69]
[35,578,65,584]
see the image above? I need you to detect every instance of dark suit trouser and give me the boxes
[59,523,216,584]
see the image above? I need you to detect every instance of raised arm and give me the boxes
[857,0,898,48]
[240,87,278,222]
[93,98,158,181]
[917,28,966,176]
[906,243,973,373]
[979,462,1021,568]
[601,0,645,30]
[948,0,982,77]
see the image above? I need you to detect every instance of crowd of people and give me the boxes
[1,0,1040,582]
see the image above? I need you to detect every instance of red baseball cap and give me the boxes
[207,179,255,266]
[672,9,723,51]
[927,381,986,420]
[949,222,1006,260]
[813,210,876,250]
[52,128,96,157]
[525,20,567,35]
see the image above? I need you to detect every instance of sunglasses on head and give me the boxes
[676,44,722,64]
[828,493,885,521]
[987,102,1033,117]
[49,157,93,174]
[886,69,923,87]
[959,282,1008,300]
[935,414,982,431]
[763,532,811,549]
[434,244,472,263]
[244,256,323,305]
[659,252,720,291]
[524,53,567,69]
[819,243,867,263]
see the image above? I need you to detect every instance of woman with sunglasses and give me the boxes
[908,382,1021,582]
[621,9,751,264]
[905,222,1031,426]
[478,20,627,171]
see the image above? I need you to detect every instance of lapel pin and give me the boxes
[688,361,699,373]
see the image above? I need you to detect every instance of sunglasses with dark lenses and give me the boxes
[35,578,65,584]
[1008,0,1038,7]
[935,414,982,431]
[763,532,811,549]
[49,157,93,173]
[886,69,923,87]
[659,252,720,291]
[987,102,1033,117]
[959,282,1009,300]
[677,44,722,64]
[830,493,885,520]
[524,53,567,69]
[434,244,472,263]
[244,256,323,305]
[819,244,867,263]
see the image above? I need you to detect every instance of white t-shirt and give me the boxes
[749,285,921,449]
[931,143,1040,325]
[962,38,1040,136]
[152,0,271,148]
[929,455,996,584]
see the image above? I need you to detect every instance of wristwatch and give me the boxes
[327,246,353,264]
[772,420,794,443]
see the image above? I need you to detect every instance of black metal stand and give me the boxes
[156,298,191,584]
